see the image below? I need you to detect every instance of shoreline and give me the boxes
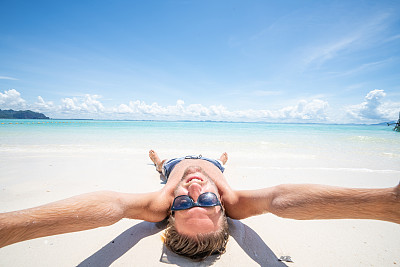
[0,118,397,126]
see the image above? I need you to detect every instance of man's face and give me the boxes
[173,166,223,236]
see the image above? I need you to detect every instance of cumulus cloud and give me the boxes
[0,89,330,121]
[114,98,329,122]
[116,99,185,117]
[8,88,399,123]
[0,89,27,109]
[346,89,399,122]
[60,94,105,114]
[278,99,329,121]
[34,96,55,111]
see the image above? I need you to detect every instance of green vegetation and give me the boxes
[0,109,50,119]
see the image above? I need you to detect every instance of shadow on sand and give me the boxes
[77,219,167,267]
[78,218,287,267]
[228,219,287,267]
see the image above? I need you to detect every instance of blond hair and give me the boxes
[163,214,229,261]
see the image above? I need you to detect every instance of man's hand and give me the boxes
[222,188,276,220]
[121,190,172,222]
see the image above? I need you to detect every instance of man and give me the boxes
[148,150,231,260]
[0,150,399,261]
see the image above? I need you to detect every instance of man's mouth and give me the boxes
[187,176,203,183]
[182,166,210,184]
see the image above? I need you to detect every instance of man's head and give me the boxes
[164,166,229,260]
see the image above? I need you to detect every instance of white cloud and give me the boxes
[31,90,327,122]
[114,98,329,122]
[81,95,105,113]
[0,76,18,80]
[278,99,329,121]
[117,103,131,113]
[34,96,55,111]
[61,97,81,112]
[346,89,400,122]
[0,89,27,109]
[60,94,105,114]
[3,89,397,123]
[116,99,185,117]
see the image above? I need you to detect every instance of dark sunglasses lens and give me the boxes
[198,192,219,206]
[173,196,193,210]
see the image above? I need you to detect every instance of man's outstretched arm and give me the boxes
[0,190,170,248]
[224,183,400,224]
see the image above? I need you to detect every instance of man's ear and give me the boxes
[218,188,224,198]
[220,195,225,208]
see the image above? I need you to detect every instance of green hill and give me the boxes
[0,109,50,119]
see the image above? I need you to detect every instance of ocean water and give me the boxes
[1,119,399,172]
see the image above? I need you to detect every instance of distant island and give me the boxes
[0,109,50,119]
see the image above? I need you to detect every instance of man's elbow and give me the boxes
[268,184,304,219]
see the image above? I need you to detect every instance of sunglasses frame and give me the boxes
[171,192,222,211]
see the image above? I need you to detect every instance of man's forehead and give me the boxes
[174,207,223,235]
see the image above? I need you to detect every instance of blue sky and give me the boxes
[1,0,399,123]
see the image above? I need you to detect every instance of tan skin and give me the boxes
[1,150,399,248]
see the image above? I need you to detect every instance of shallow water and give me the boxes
[1,120,399,172]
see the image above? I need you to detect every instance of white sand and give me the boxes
[0,147,399,266]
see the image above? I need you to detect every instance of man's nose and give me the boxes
[187,183,202,202]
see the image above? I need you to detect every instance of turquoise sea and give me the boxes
[1,119,399,173]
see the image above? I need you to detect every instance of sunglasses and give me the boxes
[171,192,222,211]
